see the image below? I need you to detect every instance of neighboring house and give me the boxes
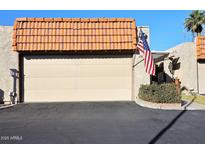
[0,26,18,104]
[196,36,205,94]
[165,42,198,93]
[149,41,205,95]
[1,17,151,103]
[165,40,205,95]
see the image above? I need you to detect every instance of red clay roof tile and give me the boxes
[12,18,137,52]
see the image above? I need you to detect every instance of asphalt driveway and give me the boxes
[0,101,205,144]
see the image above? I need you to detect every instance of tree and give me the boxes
[184,10,205,37]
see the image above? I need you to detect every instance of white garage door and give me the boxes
[198,61,205,94]
[23,55,132,102]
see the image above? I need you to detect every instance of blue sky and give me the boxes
[0,10,193,51]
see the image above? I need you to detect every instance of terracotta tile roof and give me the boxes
[12,18,137,52]
[196,36,205,59]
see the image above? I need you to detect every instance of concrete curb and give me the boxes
[135,98,205,110]
[182,99,205,110]
[135,98,183,110]
[0,104,17,110]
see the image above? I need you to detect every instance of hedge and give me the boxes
[138,83,181,103]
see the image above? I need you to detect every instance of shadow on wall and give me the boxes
[165,73,174,83]
[164,57,181,83]
[0,89,4,104]
[10,69,19,104]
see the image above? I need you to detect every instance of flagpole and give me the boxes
[133,26,144,68]
[132,26,144,68]
[132,58,144,68]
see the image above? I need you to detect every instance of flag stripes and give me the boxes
[136,29,155,76]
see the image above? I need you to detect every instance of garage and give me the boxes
[196,36,205,94]
[12,17,137,102]
[198,61,205,94]
[22,54,132,102]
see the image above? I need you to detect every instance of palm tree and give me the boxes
[185,10,205,37]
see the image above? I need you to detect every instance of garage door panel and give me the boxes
[25,89,130,102]
[24,65,78,78]
[24,77,78,90]
[25,90,80,102]
[24,77,131,90]
[77,77,131,89]
[198,62,205,94]
[24,55,131,64]
[23,55,132,102]
[24,64,131,78]
[78,65,131,77]
[76,89,130,101]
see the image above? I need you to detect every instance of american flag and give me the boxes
[137,29,156,76]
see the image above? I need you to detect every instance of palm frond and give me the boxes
[184,10,205,34]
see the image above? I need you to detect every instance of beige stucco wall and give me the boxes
[0,26,19,104]
[132,54,150,100]
[132,26,150,100]
[165,42,198,92]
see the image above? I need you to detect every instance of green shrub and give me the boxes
[138,83,181,103]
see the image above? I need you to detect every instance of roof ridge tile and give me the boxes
[15,17,135,23]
